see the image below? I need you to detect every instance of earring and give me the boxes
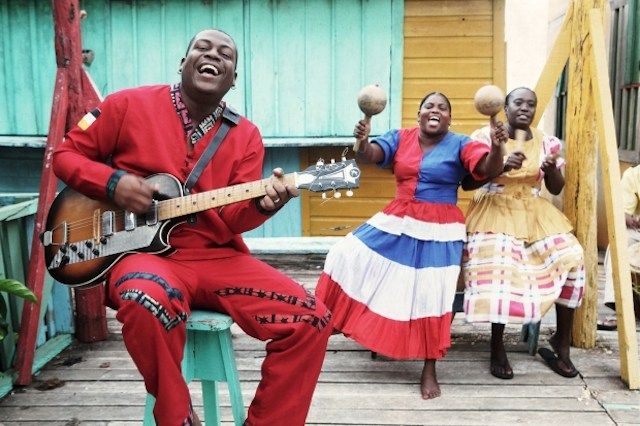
[177,68,182,74]
[231,84,236,90]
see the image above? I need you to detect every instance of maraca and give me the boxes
[473,84,504,126]
[354,84,387,152]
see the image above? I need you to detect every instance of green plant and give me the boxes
[0,279,37,342]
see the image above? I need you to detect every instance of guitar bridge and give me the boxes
[41,222,68,247]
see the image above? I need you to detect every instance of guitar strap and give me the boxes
[183,105,241,194]
[183,106,240,224]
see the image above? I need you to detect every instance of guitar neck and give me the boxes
[156,173,297,221]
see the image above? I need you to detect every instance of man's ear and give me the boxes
[178,57,185,73]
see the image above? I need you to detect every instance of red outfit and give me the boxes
[53,85,332,426]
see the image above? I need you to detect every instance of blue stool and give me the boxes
[143,310,245,425]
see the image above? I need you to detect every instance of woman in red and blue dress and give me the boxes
[315,92,507,399]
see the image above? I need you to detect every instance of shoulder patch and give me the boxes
[77,108,101,131]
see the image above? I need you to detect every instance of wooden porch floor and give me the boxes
[1,254,639,425]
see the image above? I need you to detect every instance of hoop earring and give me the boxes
[177,68,182,74]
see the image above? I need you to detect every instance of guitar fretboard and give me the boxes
[156,174,297,220]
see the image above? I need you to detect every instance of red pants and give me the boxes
[107,252,332,426]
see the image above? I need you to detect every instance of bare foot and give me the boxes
[549,334,578,376]
[420,359,441,399]
[490,343,513,379]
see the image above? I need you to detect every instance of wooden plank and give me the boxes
[404,36,492,58]
[389,0,405,128]
[0,391,605,413]
[404,79,490,98]
[404,16,492,37]
[588,9,640,389]
[492,0,506,91]
[0,406,616,424]
[0,371,11,399]
[404,0,492,16]
[404,58,493,78]
[403,99,487,119]
[13,65,69,385]
[303,1,333,136]
[3,381,590,399]
[31,334,74,375]
[563,0,605,350]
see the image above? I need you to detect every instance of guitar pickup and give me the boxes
[146,201,158,226]
[124,211,136,231]
[101,211,115,236]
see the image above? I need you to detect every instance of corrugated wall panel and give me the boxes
[0,0,55,135]
[1,0,399,139]
[246,0,397,137]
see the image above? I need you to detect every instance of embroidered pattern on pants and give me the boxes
[215,287,316,309]
[214,287,331,331]
[254,311,333,331]
[120,289,187,331]
[114,272,184,301]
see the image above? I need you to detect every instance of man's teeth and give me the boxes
[199,64,219,75]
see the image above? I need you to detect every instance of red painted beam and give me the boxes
[13,69,69,385]
[14,0,106,385]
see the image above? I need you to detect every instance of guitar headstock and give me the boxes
[295,159,361,197]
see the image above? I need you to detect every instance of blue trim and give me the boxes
[354,224,464,268]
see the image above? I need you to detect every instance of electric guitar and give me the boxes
[42,159,360,288]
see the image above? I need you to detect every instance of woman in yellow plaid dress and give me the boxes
[462,87,585,380]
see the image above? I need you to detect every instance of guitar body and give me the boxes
[44,174,184,287]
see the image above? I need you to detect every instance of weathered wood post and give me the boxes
[13,0,105,385]
[563,0,605,348]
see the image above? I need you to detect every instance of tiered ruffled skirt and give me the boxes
[463,186,585,324]
[315,199,465,360]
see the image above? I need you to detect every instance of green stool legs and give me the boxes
[143,310,245,425]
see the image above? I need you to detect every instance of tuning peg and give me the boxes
[346,190,353,197]
[316,158,325,168]
[322,192,327,200]
[334,191,342,199]
[330,158,336,164]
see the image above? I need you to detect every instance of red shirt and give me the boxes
[53,84,271,259]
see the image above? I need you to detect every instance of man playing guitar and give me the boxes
[52,28,333,426]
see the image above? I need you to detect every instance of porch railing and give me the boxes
[0,198,74,398]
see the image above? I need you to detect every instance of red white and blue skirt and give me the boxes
[315,198,465,360]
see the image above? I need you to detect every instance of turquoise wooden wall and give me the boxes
[0,0,404,237]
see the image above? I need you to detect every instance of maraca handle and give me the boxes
[353,114,372,152]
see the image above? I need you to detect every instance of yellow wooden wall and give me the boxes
[403,0,506,214]
[302,0,506,236]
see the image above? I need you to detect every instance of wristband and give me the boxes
[106,170,127,200]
